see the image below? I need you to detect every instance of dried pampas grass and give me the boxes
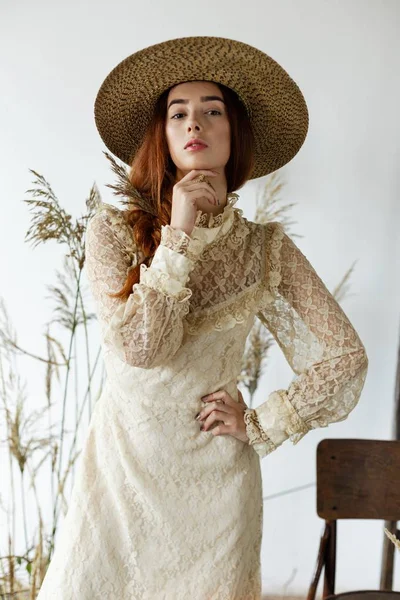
[384,527,400,551]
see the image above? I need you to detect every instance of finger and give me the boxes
[202,410,231,431]
[185,187,217,206]
[185,180,216,193]
[202,390,232,404]
[210,423,230,436]
[185,182,218,202]
[200,401,232,420]
[179,169,218,183]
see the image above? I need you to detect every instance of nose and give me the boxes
[187,116,201,132]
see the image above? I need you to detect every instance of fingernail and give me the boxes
[195,412,200,420]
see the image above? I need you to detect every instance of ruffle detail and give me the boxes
[139,263,193,303]
[160,224,207,261]
[194,192,240,228]
[265,221,285,292]
[191,207,248,263]
[253,221,285,313]
[244,408,274,445]
[243,409,276,457]
[256,389,310,447]
[184,282,266,337]
[195,211,225,228]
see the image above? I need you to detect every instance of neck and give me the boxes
[203,196,228,217]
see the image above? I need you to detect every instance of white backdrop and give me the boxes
[1,0,399,595]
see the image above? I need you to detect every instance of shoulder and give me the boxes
[255,221,287,292]
[87,202,126,231]
[246,219,286,250]
[263,220,285,241]
[86,202,137,255]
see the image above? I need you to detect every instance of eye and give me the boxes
[171,109,222,119]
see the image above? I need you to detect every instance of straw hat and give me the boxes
[94,35,309,180]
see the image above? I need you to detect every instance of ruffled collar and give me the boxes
[190,192,243,247]
[194,192,240,229]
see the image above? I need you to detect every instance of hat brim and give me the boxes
[94,36,309,180]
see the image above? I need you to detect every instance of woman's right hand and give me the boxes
[170,169,219,236]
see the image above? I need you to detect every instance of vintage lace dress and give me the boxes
[37,193,368,600]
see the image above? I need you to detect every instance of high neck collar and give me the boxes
[193,192,240,229]
[190,192,242,246]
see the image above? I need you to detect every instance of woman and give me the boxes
[37,36,369,599]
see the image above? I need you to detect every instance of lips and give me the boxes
[186,143,207,150]
[185,138,208,149]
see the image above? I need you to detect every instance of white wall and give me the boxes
[1,0,399,595]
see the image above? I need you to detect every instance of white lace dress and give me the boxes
[37,194,368,599]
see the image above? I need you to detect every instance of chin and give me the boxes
[178,165,211,175]
[184,157,212,166]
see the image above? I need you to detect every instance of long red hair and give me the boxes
[109,81,255,301]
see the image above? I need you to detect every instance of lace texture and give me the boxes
[36,198,369,598]
[194,192,240,228]
[183,210,266,336]
[244,221,369,457]
[38,197,266,599]
[84,203,209,369]
[243,408,276,458]
[84,201,266,367]
[159,223,207,262]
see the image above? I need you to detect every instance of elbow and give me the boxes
[362,346,369,373]
[355,340,369,372]
[296,345,369,433]
[353,345,369,396]
[329,346,369,425]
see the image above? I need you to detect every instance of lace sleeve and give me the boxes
[85,205,207,369]
[244,221,369,458]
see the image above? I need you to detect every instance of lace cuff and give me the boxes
[255,389,311,447]
[138,225,208,302]
[244,408,276,458]
[160,224,207,261]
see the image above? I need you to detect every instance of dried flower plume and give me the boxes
[103,151,159,217]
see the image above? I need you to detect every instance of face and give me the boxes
[165,81,231,181]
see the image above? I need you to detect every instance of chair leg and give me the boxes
[307,522,330,600]
[323,520,337,598]
[380,520,397,590]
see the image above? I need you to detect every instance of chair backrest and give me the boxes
[317,439,400,521]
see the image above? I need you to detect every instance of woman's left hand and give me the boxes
[197,388,249,444]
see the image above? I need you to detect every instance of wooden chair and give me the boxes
[307,439,400,600]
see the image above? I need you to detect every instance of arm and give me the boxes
[244,221,369,458]
[85,204,207,369]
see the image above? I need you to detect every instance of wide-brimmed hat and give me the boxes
[94,35,309,180]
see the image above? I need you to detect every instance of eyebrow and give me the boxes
[167,95,225,110]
